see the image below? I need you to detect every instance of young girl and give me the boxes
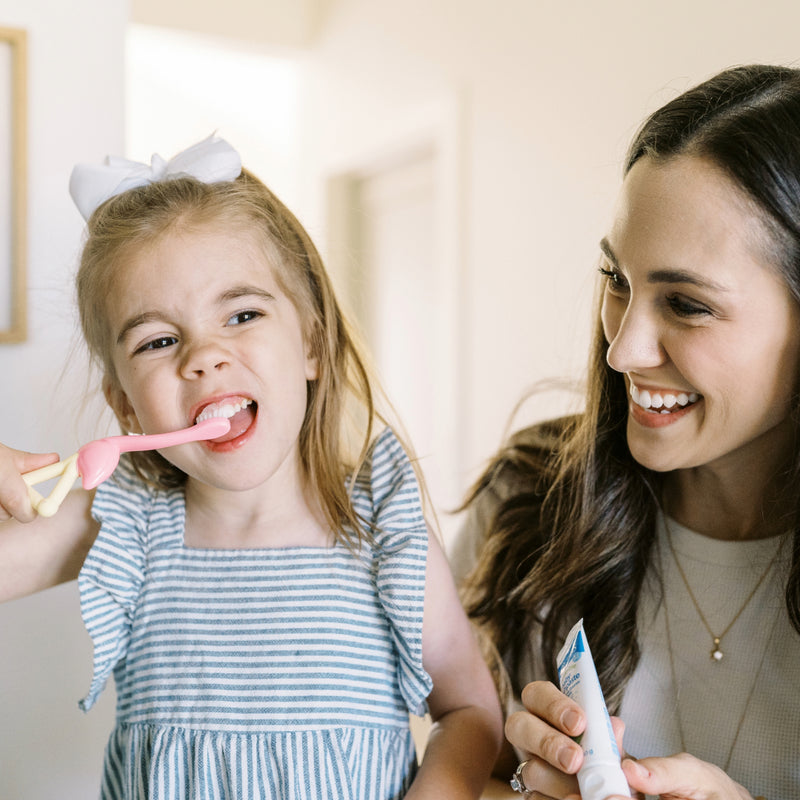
[0,135,503,799]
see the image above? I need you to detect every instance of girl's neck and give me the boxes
[183,476,331,550]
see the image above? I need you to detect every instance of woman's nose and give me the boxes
[179,339,230,379]
[603,300,665,374]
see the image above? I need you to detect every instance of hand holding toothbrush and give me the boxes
[0,443,60,523]
[20,417,231,518]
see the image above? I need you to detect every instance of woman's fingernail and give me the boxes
[558,745,578,771]
[563,709,581,731]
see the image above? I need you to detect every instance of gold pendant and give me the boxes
[711,637,723,661]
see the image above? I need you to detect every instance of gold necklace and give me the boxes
[665,518,784,661]
[658,532,782,778]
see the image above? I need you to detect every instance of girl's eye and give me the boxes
[666,294,711,318]
[598,266,629,293]
[135,335,178,354]
[227,309,263,326]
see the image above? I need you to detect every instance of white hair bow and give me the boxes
[69,134,243,221]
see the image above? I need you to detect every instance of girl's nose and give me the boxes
[603,301,666,374]
[179,339,230,379]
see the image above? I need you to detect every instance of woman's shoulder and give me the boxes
[476,415,574,502]
[448,416,575,582]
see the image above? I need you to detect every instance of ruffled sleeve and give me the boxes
[78,455,152,711]
[358,428,433,716]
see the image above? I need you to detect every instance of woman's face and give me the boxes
[600,154,800,476]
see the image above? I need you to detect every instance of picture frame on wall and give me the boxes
[0,26,26,344]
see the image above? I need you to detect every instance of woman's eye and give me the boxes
[598,266,629,293]
[135,335,178,354]
[667,294,711,317]
[227,309,263,326]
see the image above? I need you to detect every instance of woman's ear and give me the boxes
[102,376,143,434]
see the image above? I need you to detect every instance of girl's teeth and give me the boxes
[196,398,252,424]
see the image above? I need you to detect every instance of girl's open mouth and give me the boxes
[195,397,257,443]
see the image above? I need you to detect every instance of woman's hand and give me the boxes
[0,443,59,522]
[505,681,587,797]
[616,753,757,800]
[505,681,631,799]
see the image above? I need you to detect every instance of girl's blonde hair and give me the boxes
[77,168,382,547]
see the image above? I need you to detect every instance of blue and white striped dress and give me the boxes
[78,428,433,800]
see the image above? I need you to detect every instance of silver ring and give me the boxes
[509,759,532,796]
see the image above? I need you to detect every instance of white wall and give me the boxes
[126,24,305,213]
[0,1,125,796]
[4,1,800,796]
[301,0,800,497]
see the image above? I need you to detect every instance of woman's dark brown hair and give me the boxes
[462,64,800,711]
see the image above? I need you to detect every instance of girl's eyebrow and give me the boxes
[116,311,165,346]
[599,237,728,292]
[116,285,277,345]
[220,285,277,303]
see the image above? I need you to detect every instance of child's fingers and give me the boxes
[0,445,60,522]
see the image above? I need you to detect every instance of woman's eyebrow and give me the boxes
[598,237,728,292]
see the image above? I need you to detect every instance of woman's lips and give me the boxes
[627,380,703,428]
[630,382,701,412]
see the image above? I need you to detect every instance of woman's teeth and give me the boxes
[195,398,253,424]
[630,384,700,414]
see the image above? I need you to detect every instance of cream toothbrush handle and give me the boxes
[23,454,80,517]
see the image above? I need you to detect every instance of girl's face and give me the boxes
[600,154,800,476]
[103,221,318,493]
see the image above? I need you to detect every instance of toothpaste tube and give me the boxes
[557,618,630,799]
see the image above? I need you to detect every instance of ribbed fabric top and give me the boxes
[620,514,800,800]
[78,428,432,800]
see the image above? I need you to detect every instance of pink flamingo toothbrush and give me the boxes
[22,417,231,517]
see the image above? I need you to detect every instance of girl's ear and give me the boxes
[304,335,319,381]
[102,376,143,434]
[305,347,319,381]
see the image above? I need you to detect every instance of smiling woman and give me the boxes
[452,64,800,800]
[601,155,800,473]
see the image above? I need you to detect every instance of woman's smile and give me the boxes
[627,379,702,428]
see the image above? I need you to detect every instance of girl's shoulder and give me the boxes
[91,453,183,547]
[351,427,426,536]
[92,453,155,517]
